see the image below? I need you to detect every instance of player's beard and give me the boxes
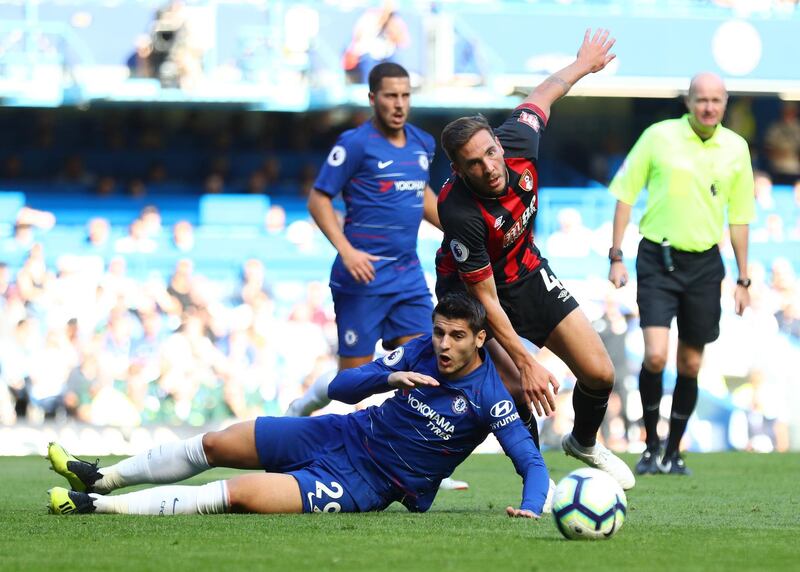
[376,110,405,136]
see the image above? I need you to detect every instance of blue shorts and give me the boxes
[254,415,393,513]
[332,289,433,357]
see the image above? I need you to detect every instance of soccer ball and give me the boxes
[552,468,627,540]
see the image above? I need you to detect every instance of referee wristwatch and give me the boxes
[608,247,623,263]
[736,278,751,289]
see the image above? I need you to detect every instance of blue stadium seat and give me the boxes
[0,191,24,225]
[199,194,269,227]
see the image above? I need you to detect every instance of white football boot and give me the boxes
[561,433,636,490]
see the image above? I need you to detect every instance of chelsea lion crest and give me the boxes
[451,395,468,415]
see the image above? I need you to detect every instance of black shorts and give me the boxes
[436,260,579,348]
[635,238,724,346]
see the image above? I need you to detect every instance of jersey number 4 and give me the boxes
[308,480,344,513]
[540,268,565,292]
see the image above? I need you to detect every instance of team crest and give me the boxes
[517,111,540,132]
[383,347,404,366]
[344,329,358,346]
[449,239,469,263]
[451,395,468,415]
[418,154,429,171]
[519,169,534,192]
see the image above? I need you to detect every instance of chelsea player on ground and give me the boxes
[47,293,551,518]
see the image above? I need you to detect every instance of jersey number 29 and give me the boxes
[308,480,344,513]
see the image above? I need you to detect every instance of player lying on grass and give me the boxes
[47,293,553,518]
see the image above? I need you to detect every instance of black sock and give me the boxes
[664,374,698,458]
[639,365,663,450]
[518,406,540,450]
[571,382,611,448]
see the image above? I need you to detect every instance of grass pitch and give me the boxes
[1,451,798,572]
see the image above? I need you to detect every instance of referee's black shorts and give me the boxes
[635,238,725,346]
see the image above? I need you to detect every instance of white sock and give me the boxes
[285,369,337,416]
[94,434,210,494]
[91,480,228,515]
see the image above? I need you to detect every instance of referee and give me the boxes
[607,72,755,476]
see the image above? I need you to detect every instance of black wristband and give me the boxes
[736,278,751,288]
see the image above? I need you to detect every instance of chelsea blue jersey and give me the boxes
[328,336,550,514]
[314,120,435,295]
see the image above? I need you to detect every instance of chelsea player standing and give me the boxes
[47,294,551,518]
[285,61,468,490]
[287,62,441,419]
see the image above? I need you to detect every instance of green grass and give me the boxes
[2,452,798,572]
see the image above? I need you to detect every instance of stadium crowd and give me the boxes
[1,192,796,454]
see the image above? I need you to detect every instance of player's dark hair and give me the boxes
[368,62,409,93]
[433,292,487,334]
[440,114,494,163]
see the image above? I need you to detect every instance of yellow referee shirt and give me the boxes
[609,114,755,252]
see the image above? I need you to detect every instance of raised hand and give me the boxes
[577,28,616,74]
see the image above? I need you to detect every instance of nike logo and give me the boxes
[377,160,394,169]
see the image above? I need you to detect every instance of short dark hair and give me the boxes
[440,114,494,163]
[433,292,487,334]
[368,62,409,93]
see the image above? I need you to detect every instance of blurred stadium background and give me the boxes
[1,0,798,457]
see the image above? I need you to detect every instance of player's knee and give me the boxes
[677,341,704,377]
[677,357,701,378]
[202,431,224,467]
[582,359,615,390]
[595,360,616,390]
[643,351,667,373]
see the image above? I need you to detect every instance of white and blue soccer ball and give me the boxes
[552,468,627,540]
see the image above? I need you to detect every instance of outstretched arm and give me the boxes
[466,276,560,416]
[524,28,616,120]
[328,362,438,404]
[495,423,550,517]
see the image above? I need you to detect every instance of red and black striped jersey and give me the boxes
[436,103,547,287]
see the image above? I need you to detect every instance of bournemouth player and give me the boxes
[47,294,551,518]
[435,29,635,490]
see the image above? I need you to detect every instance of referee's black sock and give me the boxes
[664,374,698,458]
[639,365,663,450]
[571,382,611,448]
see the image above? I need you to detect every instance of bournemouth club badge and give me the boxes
[519,169,534,192]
